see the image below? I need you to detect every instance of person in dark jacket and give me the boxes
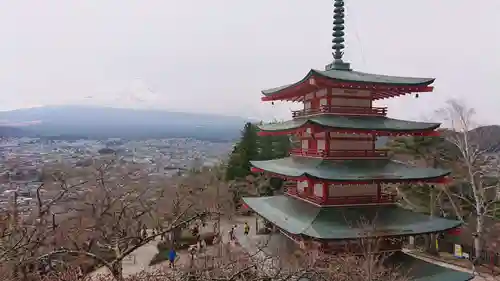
[168,248,177,268]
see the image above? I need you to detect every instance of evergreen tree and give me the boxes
[225,146,247,180]
[226,122,292,180]
[273,135,291,158]
[257,135,274,160]
[257,135,289,160]
[225,122,291,196]
[257,134,290,192]
[225,122,259,180]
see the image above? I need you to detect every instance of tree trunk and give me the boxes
[110,263,124,281]
[255,216,259,233]
[426,188,439,256]
[474,213,484,263]
[171,199,182,246]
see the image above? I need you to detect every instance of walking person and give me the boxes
[244,222,250,236]
[200,238,207,251]
[191,224,200,242]
[188,244,197,266]
[168,248,177,269]
[76,266,84,280]
[228,226,235,242]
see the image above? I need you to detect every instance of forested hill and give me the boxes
[469,125,500,152]
[436,125,500,153]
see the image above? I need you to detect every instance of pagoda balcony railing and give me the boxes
[324,194,396,205]
[321,239,403,254]
[282,182,296,193]
[292,105,387,118]
[290,148,389,159]
[285,188,397,205]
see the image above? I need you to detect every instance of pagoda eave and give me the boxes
[249,158,451,184]
[256,115,441,137]
[258,128,440,137]
[261,70,434,102]
[242,196,463,239]
[250,167,451,185]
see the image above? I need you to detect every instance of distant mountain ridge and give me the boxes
[0,126,26,137]
[469,125,500,152]
[0,105,251,141]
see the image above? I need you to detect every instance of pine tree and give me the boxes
[225,122,259,180]
[273,135,291,158]
[225,122,291,196]
[258,135,274,160]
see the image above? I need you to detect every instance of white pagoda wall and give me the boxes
[328,132,374,151]
[303,88,372,109]
[331,89,371,107]
[328,184,377,197]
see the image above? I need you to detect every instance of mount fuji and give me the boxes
[0,105,249,141]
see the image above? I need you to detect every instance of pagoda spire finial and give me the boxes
[325,0,351,71]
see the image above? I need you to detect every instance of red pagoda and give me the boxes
[243,1,473,281]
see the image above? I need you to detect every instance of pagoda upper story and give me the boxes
[248,0,450,208]
[255,4,440,162]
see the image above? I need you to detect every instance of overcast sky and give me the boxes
[0,0,499,123]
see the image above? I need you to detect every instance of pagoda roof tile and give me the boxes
[258,115,440,134]
[262,69,435,96]
[250,157,450,182]
[242,196,462,240]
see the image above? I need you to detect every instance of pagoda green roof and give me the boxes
[242,196,462,240]
[262,69,435,96]
[258,115,440,134]
[388,252,473,281]
[250,157,450,182]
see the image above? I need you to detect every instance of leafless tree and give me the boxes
[437,99,500,262]
[30,159,217,281]
[0,157,414,281]
[0,170,87,280]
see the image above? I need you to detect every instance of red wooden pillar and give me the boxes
[322,182,328,203]
[326,132,331,156]
[376,183,381,202]
[311,97,319,111]
[306,178,313,196]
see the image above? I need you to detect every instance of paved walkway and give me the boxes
[88,220,247,279]
[89,234,162,278]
